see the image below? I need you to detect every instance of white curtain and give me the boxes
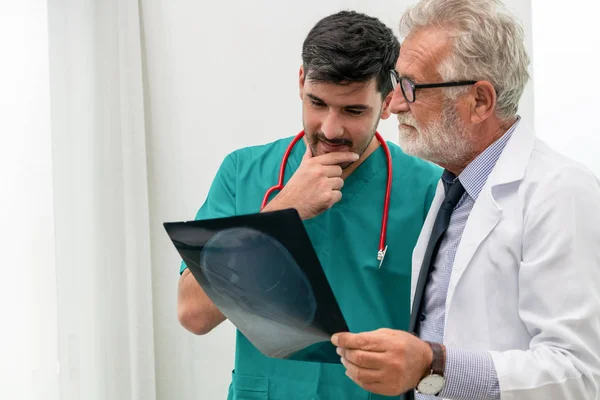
[1,0,156,398]
[0,1,59,399]
[48,0,156,399]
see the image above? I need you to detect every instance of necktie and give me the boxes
[409,178,466,334]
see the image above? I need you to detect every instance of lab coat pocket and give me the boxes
[231,371,268,400]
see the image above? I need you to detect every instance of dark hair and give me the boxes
[302,10,400,98]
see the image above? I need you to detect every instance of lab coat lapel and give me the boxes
[444,122,536,319]
[410,179,445,309]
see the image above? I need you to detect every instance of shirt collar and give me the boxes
[443,116,521,200]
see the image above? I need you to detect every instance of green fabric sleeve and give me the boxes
[179,152,238,274]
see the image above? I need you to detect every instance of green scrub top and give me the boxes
[181,135,441,400]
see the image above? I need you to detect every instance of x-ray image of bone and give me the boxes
[198,227,330,358]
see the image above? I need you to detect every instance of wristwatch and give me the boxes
[415,341,446,395]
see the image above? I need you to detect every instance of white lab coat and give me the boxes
[411,122,600,399]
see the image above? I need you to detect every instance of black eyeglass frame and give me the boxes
[390,70,477,103]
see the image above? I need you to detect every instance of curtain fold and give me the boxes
[48,0,156,399]
[0,2,59,399]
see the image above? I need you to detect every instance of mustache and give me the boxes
[313,133,352,147]
[397,112,418,127]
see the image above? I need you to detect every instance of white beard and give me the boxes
[397,99,474,168]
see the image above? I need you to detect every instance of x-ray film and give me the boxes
[164,209,348,363]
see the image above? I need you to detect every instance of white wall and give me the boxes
[0,2,59,399]
[531,0,600,176]
[140,1,533,399]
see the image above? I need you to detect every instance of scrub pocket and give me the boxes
[231,371,268,400]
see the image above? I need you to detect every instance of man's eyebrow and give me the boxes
[307,93,325,103]
[344,104,370,110]
[396,70,417,82]
[306,93,370,110]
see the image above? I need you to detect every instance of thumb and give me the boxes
[302,142,313,161]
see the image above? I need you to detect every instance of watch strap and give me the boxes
[427,341,446,376]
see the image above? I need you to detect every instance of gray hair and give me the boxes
[399,0,530,121]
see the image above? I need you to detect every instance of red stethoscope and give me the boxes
[261,130,393,268]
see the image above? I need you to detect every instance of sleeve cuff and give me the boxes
[437,347,501,400]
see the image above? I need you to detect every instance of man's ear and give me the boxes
[299,65,305,100]
[380,92,394,120]
[470,81,496,124]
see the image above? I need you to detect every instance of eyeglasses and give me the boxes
[390,70,477,103]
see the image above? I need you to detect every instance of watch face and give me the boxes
[416,374,445,395]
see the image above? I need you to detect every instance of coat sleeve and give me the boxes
[489,165,600,400]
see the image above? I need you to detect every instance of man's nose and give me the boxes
[389,84,410,114]
[321,111,344,139]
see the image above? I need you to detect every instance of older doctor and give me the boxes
[332,0,600,399]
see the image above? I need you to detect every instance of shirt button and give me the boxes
[420,313,426,322]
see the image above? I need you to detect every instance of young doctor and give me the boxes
[177,10,441,400]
